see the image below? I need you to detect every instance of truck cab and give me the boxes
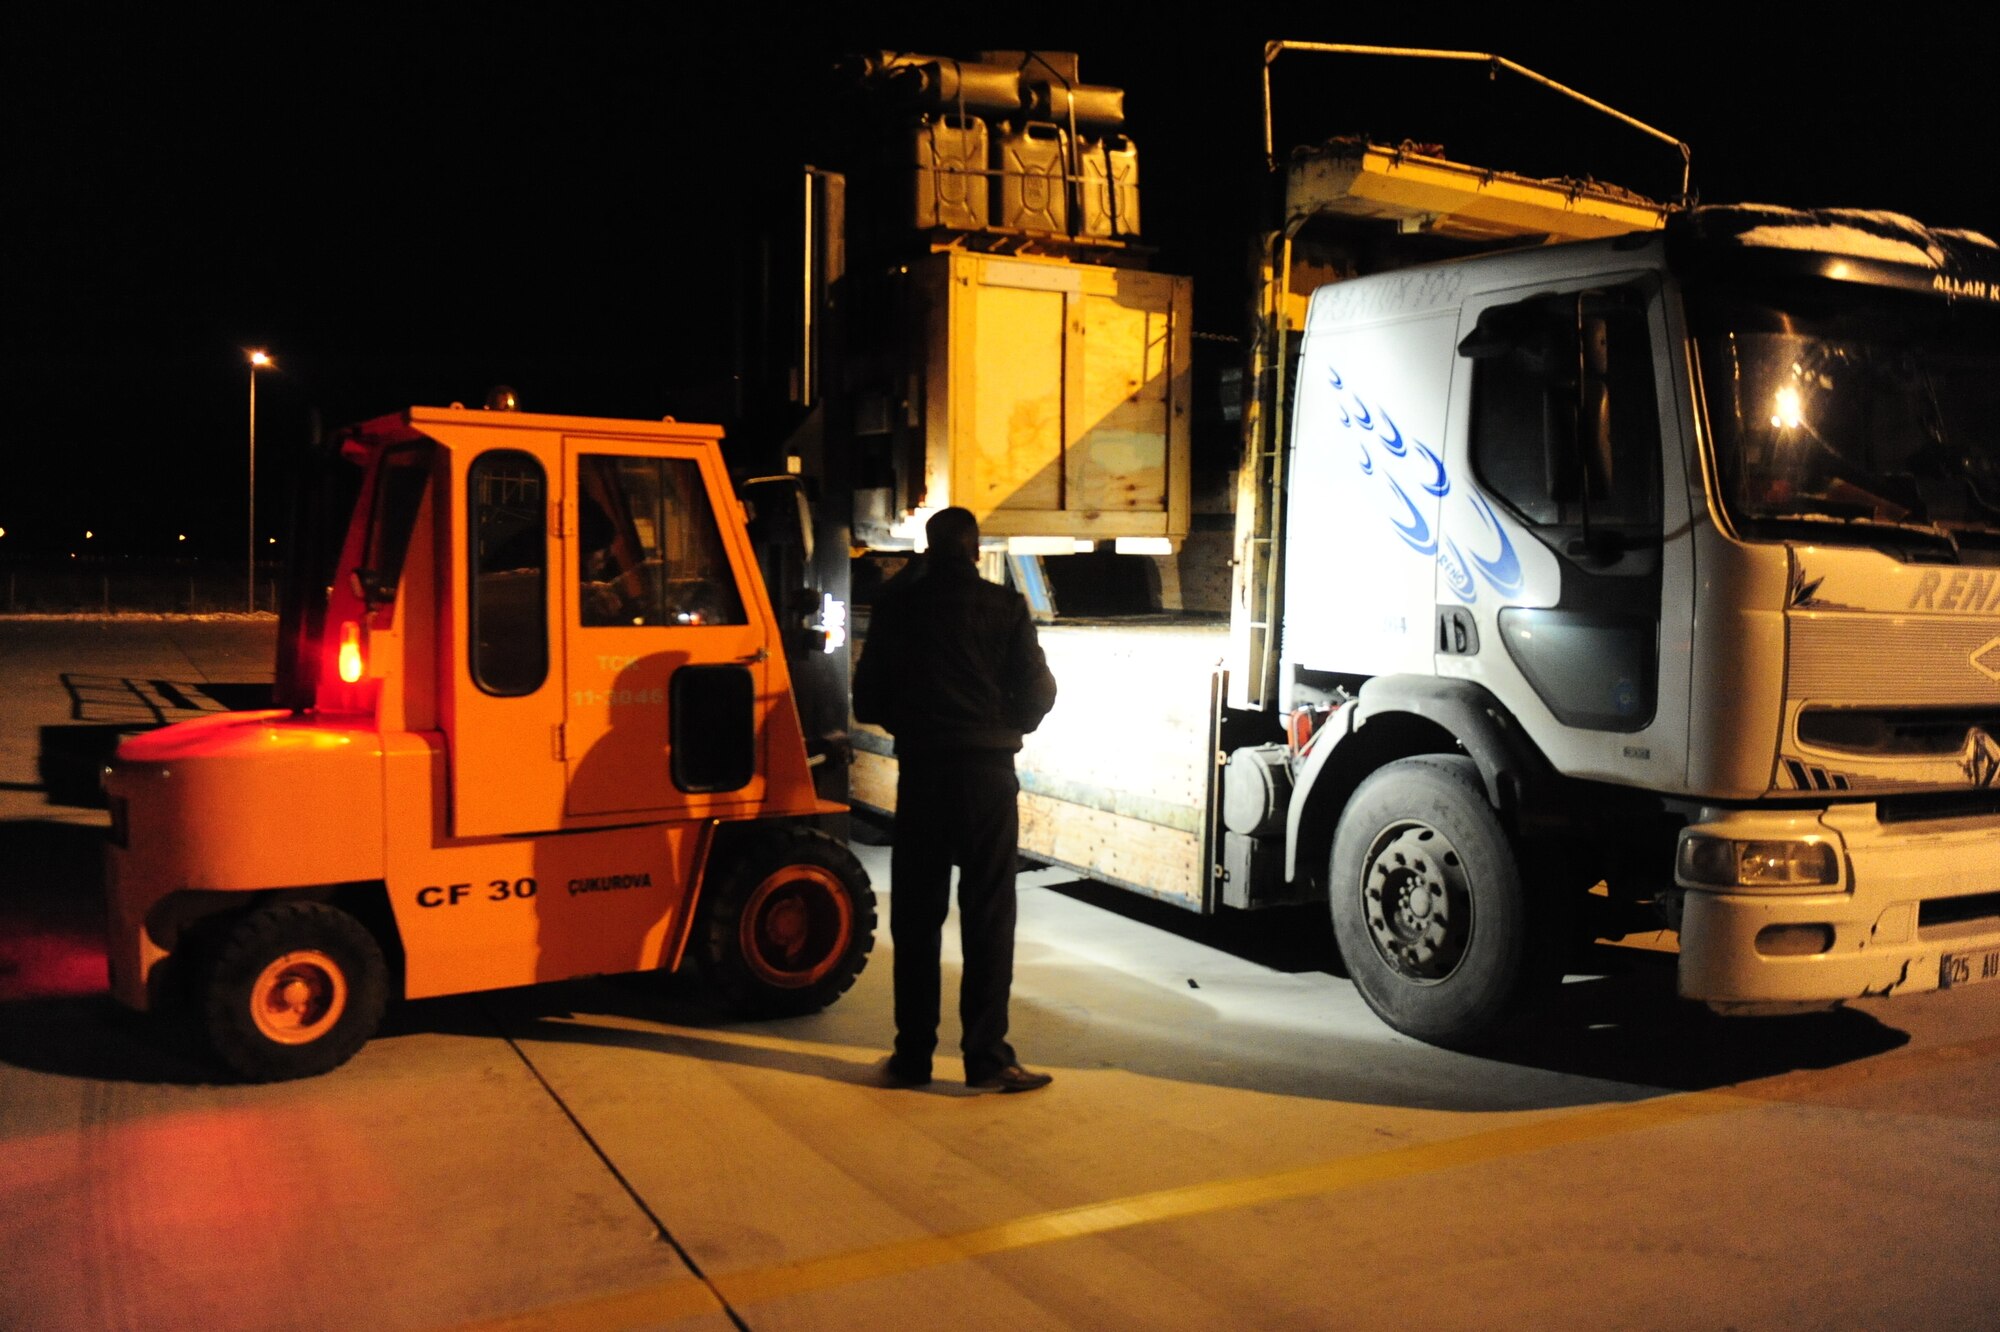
[1275,207,2000,1043]
[104,405,875,1081]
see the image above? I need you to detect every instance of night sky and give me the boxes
[6,4,1995,561]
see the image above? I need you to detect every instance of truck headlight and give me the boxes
[1677,834,1839,888]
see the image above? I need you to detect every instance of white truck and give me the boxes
[1257,202,2000,1045]
[804,44,2000,1048]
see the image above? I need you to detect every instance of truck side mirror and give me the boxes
[1578,313,1615,498]
[1543,379,1581,505]
[1457,303,1538,359]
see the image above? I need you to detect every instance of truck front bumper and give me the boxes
[1677,802,2000,1007]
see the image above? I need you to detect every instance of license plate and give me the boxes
[1939,947,2000,989]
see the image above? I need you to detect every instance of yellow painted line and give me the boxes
[714,1090,1748,1309]
[460,1028,2000,1331]
[458,1090,1747,1331]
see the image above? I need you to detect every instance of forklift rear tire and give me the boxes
[202,901,389,1082]
[699,827,876,1018]
[1328,755,1535,1051]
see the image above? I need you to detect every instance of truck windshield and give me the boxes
[1689,279,2000,555]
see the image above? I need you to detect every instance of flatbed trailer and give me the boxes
[851,617,1231,907]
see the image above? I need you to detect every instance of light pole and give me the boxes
[247,349,272,612]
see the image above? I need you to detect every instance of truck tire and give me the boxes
[1328,755,1537,1050]
[699,827,876,1017]
[202,902,389,1082]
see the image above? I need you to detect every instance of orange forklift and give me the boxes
[102,404,874,1081]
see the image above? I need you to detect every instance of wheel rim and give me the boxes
[737,865,854,989]
[250,950,349,1045]
[1359,821,1473,984]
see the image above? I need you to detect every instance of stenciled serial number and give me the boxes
[571,687,665,707]
[417,878,537,907]
[414,871,656,908]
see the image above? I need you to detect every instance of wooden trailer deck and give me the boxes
[849,618,1229,908]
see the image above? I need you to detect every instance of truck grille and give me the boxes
[1919,890,2000,933]
[1789,615,2000,705]
[1797,707,2000,758]
[1877,790,2000,823]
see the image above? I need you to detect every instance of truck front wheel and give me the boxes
[1329,755,1538,1050]
[699,828,876,1017]
[202,902,389,1082]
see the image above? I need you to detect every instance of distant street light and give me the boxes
[247,349,274,612]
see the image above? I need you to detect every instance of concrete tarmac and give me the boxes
[1,617,1995,1330]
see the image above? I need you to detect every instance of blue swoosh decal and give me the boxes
[1385,477,1436,555]
[1466,491,1524,594]
[1357,440,1373,475]
[1439,538,1477,604]
[1336,401,1351,428]
[1377,410,1408,457]
[1414,442,1448,496]
[1352,398,1374,432]
[1328,365,1343,390]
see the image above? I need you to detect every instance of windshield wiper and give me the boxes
[1778,511,1965,558]
[1938,518,2000,546]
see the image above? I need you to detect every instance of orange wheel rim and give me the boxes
[737,866,854,989]
[250,950,348,1045]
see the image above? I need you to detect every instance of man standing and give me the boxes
[852,507,1059,1093]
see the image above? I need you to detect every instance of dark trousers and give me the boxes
[890,751,1021,1079]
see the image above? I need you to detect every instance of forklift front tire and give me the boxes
[202,901,389,1082]
[700,828,876,1018]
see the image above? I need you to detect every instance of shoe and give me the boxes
[881,1054,933,1088]
[966,1063,1053,1094]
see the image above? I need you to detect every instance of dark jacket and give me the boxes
[852,556,1057,755]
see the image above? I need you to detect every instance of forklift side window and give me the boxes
[670,665,756,792]
[577,455,748,628]
[469,450,549,696]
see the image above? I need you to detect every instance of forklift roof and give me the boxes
[341,404,727,454]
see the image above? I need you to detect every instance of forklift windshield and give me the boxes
[273,441,367,709]
[274,431,435,710]
[1690,276,2000,555]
